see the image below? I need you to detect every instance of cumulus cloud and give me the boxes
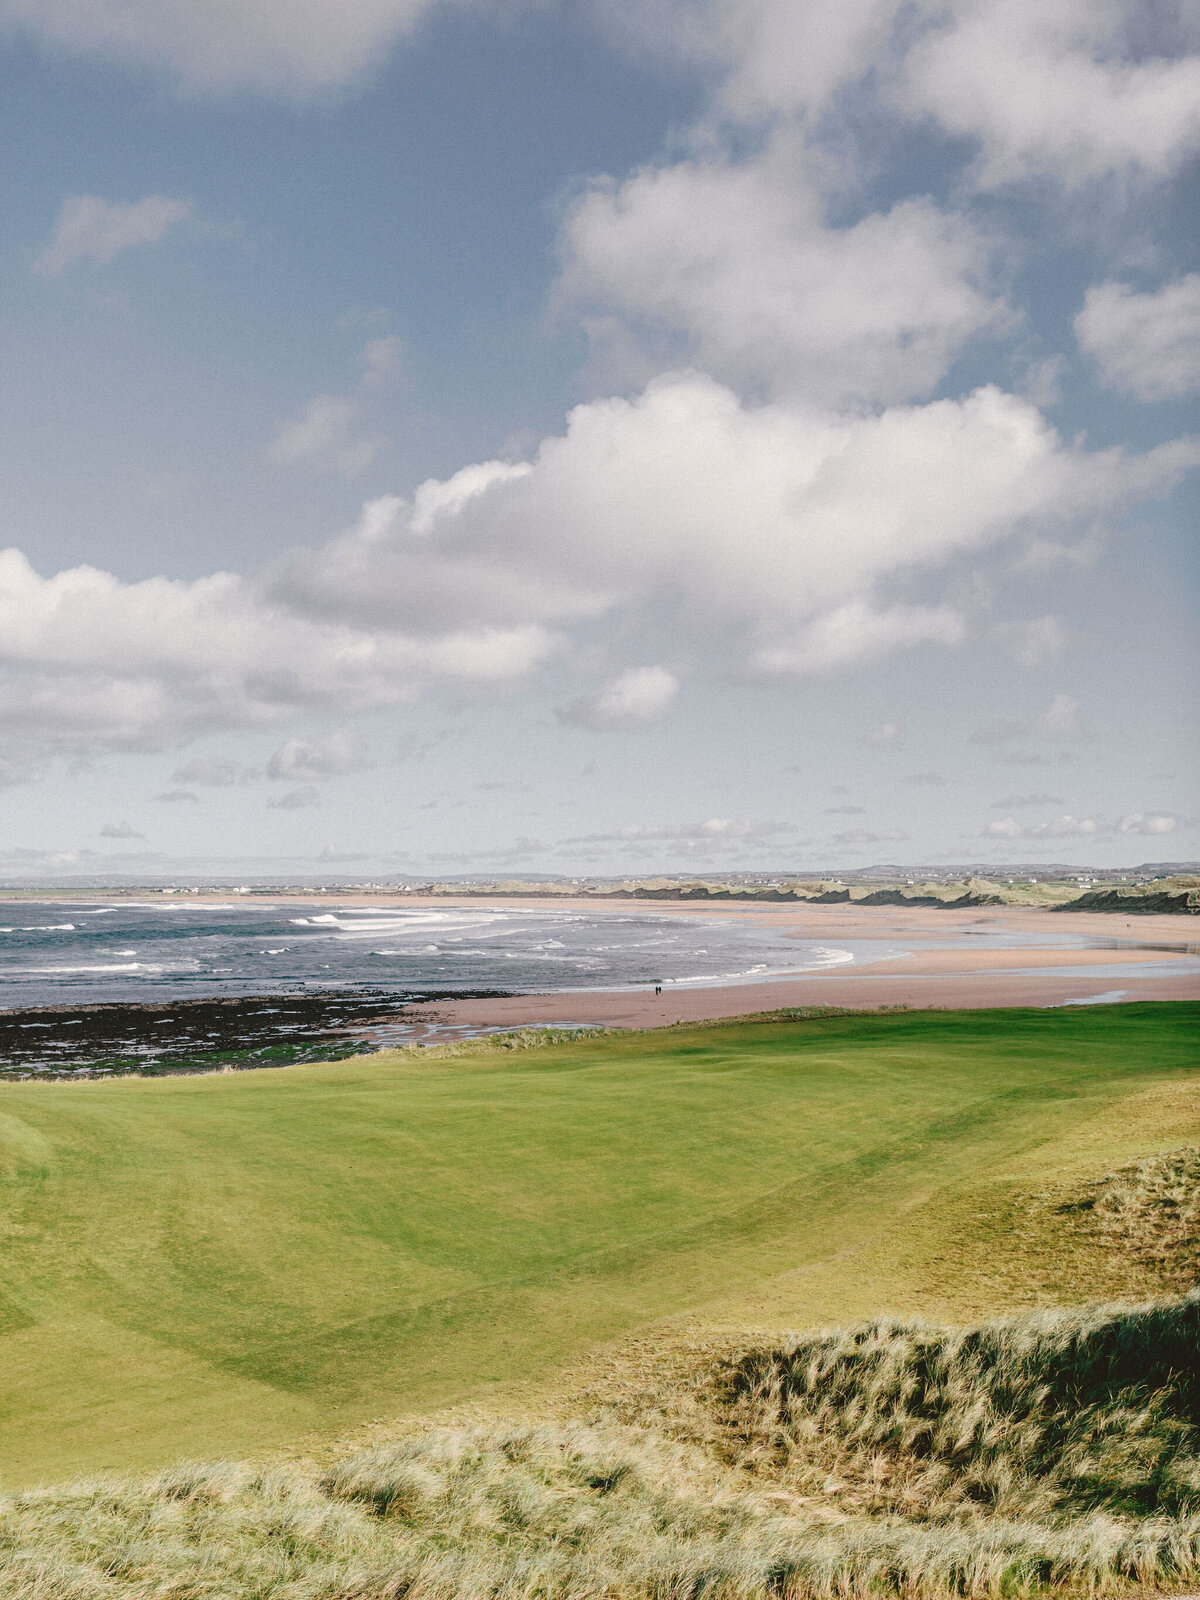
[267,785,321,809]
[1117,812,1179,835]
[605,0,1200,187]
[985,813,1099,838]
[561,137,1004,405]
[755,603,965,677]
[0,545,556,758]
[1076,275,1200,401]
[276,378,1194,679]
[267,727,369,781]
[895,0,1200,187]
[984,810,1181,839]
[35,194,192,275]
[1,0,455,93]
[970,693,1084,744]
[558,666,680,730]
[267,395,382,476]
[99,820,144,839]
[0,374,1193,770]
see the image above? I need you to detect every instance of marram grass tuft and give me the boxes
[1,1292,1197,1598]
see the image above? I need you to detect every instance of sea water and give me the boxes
[0,899,1191,1012]
[0,899,874,1008]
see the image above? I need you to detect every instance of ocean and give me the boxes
[0,898,870,1009]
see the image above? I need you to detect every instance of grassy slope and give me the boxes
[0,1004,1196,1487]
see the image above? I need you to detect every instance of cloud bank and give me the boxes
[2,380,1190,769]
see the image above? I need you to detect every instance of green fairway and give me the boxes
[0,1003,1195,1486]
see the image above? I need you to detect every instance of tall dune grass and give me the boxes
[2,1292,1197,1598]
[1056,1146,1200,1290]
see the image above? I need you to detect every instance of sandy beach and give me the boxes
[365,896,1200,1032]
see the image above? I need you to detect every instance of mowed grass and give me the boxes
[0,1003,1195,1487]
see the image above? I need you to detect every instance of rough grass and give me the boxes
[697,1145,1200,1527]
[1055,1147,1200,1291]
[1,1294,1197,1598]
[712,1296,1200,1524]
[377,1025,610,1062]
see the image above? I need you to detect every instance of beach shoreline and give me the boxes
[362,896,1200,1030]
[0,896,1195,1055]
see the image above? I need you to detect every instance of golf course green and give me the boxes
[0,1003,1196,1486]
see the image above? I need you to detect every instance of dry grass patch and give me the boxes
[1055,1148,1200,1292]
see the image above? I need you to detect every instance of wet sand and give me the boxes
[386,898,1200,1032]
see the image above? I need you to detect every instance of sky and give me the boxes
[0,0,1197,881]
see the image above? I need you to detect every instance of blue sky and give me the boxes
[0,0,1197,879]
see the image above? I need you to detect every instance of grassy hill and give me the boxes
[0,1003,1196,1493]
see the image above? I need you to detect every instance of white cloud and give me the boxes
[156,788,199,803]
[604,0,1200,187]
[1076,275,1200,401]
[267,727,369,781]
[896,0,1200,188]
[35,194,193,275]
[1,0,454,93]
[986,810,1182,839]
[267,785,321,809]
[99,820,144,839]
[863,722,902,747]
[829,827,909,846]
[558,666,680,730]
[904,771,947,785]
[908,0,1200,187]
[971,692,1084,743]
[277,377,1196,668]
[1118,812,1178,835]
[985,812,1100,838]
[754,601,965,676]
[0,373,1193,770]
[0,545,556,757]
[267,395,381,476]
[600,0,893,122]
[561,138,1003,406]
